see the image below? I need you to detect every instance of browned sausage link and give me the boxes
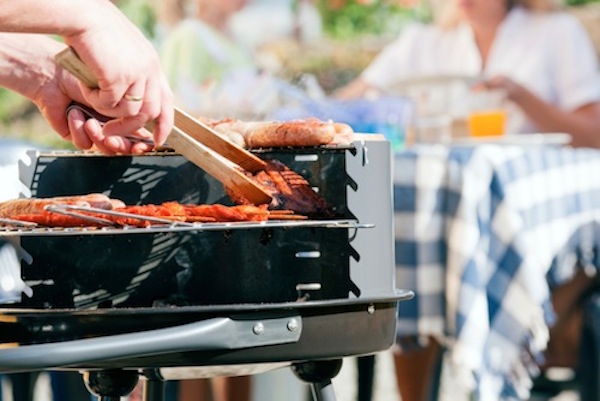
[11,212,105,227]
[245,121,335,148]
[210,119,336,148]
[0,194,116,218]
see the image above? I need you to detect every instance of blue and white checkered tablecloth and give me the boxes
[393,144,600,400]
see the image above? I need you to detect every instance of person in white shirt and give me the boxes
[338,1,600,400]
[335,0,600,148]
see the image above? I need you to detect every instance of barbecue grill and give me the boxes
[0,139,411,401]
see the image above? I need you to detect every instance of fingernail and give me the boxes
[105,136,119,147]
[68,108,85,120]
[85,118,106,138]
[89,118,103,132]
[105,136,127,153]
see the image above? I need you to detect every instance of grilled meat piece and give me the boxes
[6,201,306,228]
[10,211,105,227]
[226,160,333,217]
[114,203,272,224]
[208,118,354,148]
[0,194,124,218]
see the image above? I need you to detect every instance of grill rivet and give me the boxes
[367,304,376,315]
[253,323,265,335]
[287,319,299,332]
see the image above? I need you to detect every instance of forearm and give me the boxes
[0,0,128,101]
[0,0,120,37]
[0,33,65,100]
[332,78,373,100]
[511,87,600,148]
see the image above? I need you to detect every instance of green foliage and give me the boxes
[0,89,29,124]
[117,0,157,39]
[316,0,431,39]
[565,0,600,5]
[0,89,73,149]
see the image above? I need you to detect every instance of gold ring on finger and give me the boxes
[124,94,143,102]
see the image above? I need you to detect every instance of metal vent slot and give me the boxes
[295,251,321,259]
[294,155,319,162]
[295,283,322,291]
[295,283,322,301]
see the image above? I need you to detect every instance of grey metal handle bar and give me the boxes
[0,315,302,372]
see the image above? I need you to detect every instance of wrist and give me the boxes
[506,82,527,104]
[60,0,127,42]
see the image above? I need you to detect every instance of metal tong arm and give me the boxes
[0,314,302,373]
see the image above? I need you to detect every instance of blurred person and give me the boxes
[335,0,600,400]
[335,0,600,149]
[159,0,306,121]
[0,0,174,155]
[229,0,323,49]
[152,0,188,46]
[179,376,251,401]
[160,0,263,119]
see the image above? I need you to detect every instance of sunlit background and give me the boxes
[0,0,598,149]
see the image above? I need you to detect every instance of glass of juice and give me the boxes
[467,90,507,137]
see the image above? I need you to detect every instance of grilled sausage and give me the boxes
[0,194,121,218]
[209,118,347,148]
[243,120,335,148]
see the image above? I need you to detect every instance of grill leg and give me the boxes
[310,380,337,401]
[143,379,165,401]
[357,355,376,401]
[292,360,343,401]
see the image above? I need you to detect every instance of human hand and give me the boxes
[475,75,525,103]
[61,1,173,149]
[32,48,155,155]
[66,102,155,155]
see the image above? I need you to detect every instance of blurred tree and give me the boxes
[565,0,600,5]
[113,0,157,39]
[0,90,30,125]
[315,0,431,38]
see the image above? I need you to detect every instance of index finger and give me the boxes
[152,76,174,147]
[152,107,174,148]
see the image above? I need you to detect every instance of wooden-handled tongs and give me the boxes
[55,47,272,205]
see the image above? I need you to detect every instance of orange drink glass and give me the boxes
[467,89,507,137]
[468,109,506,137]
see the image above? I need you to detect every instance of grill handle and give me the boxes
[0,314,302,373]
